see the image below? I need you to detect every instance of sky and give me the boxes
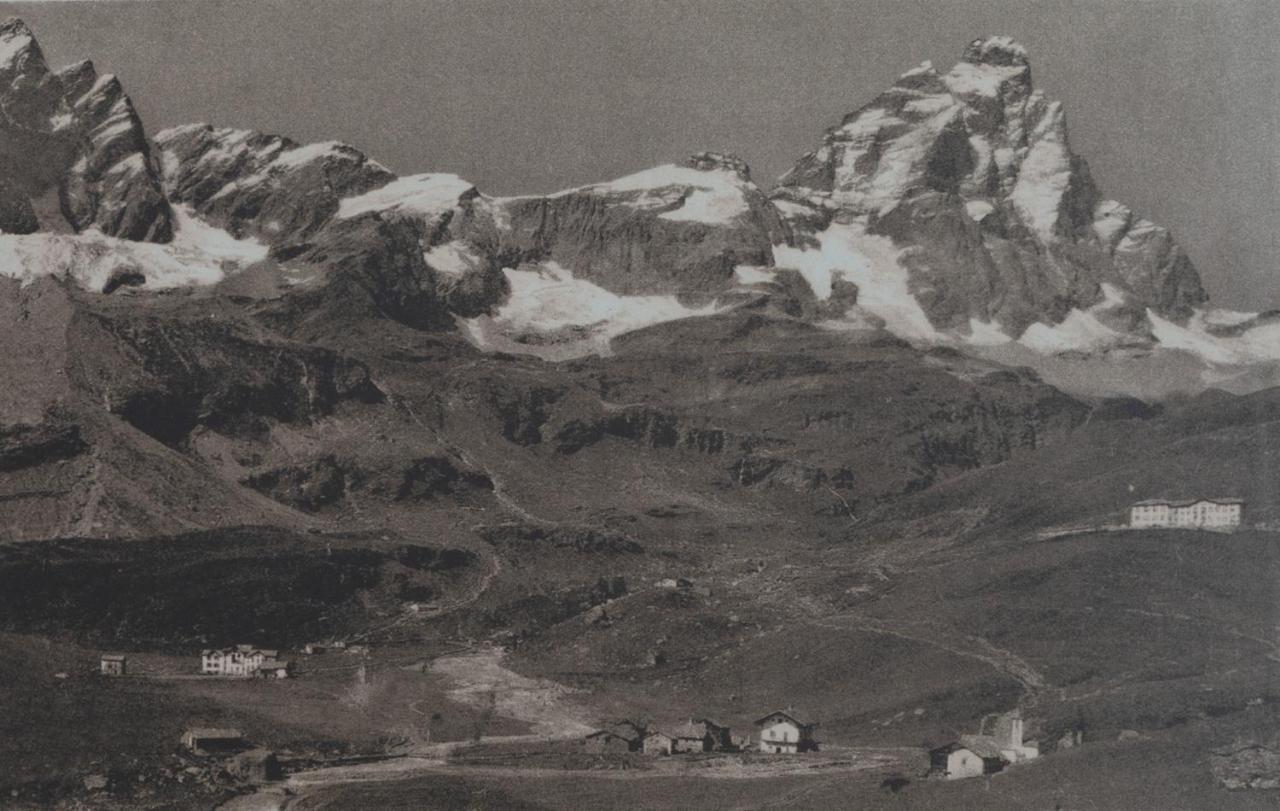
[2,0,1276,308]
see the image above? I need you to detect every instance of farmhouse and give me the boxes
[582,730,633,754]
[99,654,126,676]
[1130,498,1243,530]
[754,710,819,754]
[201,645,280,677]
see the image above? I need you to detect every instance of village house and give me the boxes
[930,740,1006,780]
[1129,498,1244,530]
[641,730,674,755]
[181,728,246,755]
[99,654,126,676]
[670,721,709,753]
[754,710,819,754]
[201,645,279,677]
[582,730,633,754]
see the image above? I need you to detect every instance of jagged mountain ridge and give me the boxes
[1,20,1276,380]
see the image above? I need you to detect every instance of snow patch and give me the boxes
[424,241,481,276]
[0,204,267,292]
[463,261,723,357]
[1019,308,1124,354]
[1009,103,1071,242]
[966,318,1012,345]
[554,164,753,224]
[1148,310,1280,365]
[0,26,33,68]
[733,265,776,285]
[965,200,995,222]
[337,173,474,219]
[772,220,940,342]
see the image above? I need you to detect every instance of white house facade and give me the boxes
[201,645,279,677]
[1130,498,1243,530]
[754,711,818,754]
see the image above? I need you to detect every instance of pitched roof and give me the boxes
[256,659,292,670]
[754,710,814,728]
[184,727,243,740]
[959,734,1010,760]
[100,654,126,661]
[1132,497,1244,507]
[672,721,705,739]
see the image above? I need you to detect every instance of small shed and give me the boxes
[100,654,127,677]
[182,728,246,754]
[583,730,633,754]
[303,643,326,655]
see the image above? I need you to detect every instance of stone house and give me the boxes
[583,730,633,754]
[99,654,126,676]
[642,730,674,755]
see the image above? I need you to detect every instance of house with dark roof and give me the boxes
[582,729,634,754]
[754,710,819,753]
[929,740,1005,780]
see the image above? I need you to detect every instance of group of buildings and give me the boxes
[929,710,1041,780]
[1128,497,1244,530]
[200,645,294,678]
[583,709,819,756]
[96,645,298,679]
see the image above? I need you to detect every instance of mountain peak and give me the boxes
[961,35,1030,68]
[686,151,751,181]
[0,17,42,71]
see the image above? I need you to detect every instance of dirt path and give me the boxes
[811,613,1046,700]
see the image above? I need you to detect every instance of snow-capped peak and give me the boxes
[961,35,1030,67]
[0,18,38,71]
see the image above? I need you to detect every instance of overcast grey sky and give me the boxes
[3,0,1276,309]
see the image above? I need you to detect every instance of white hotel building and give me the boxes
[1129,498,1244,530]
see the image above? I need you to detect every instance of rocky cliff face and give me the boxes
[773,36,1207,341]
[0,19,171,240]
[488,152,790,298]
[154,123,396,244]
